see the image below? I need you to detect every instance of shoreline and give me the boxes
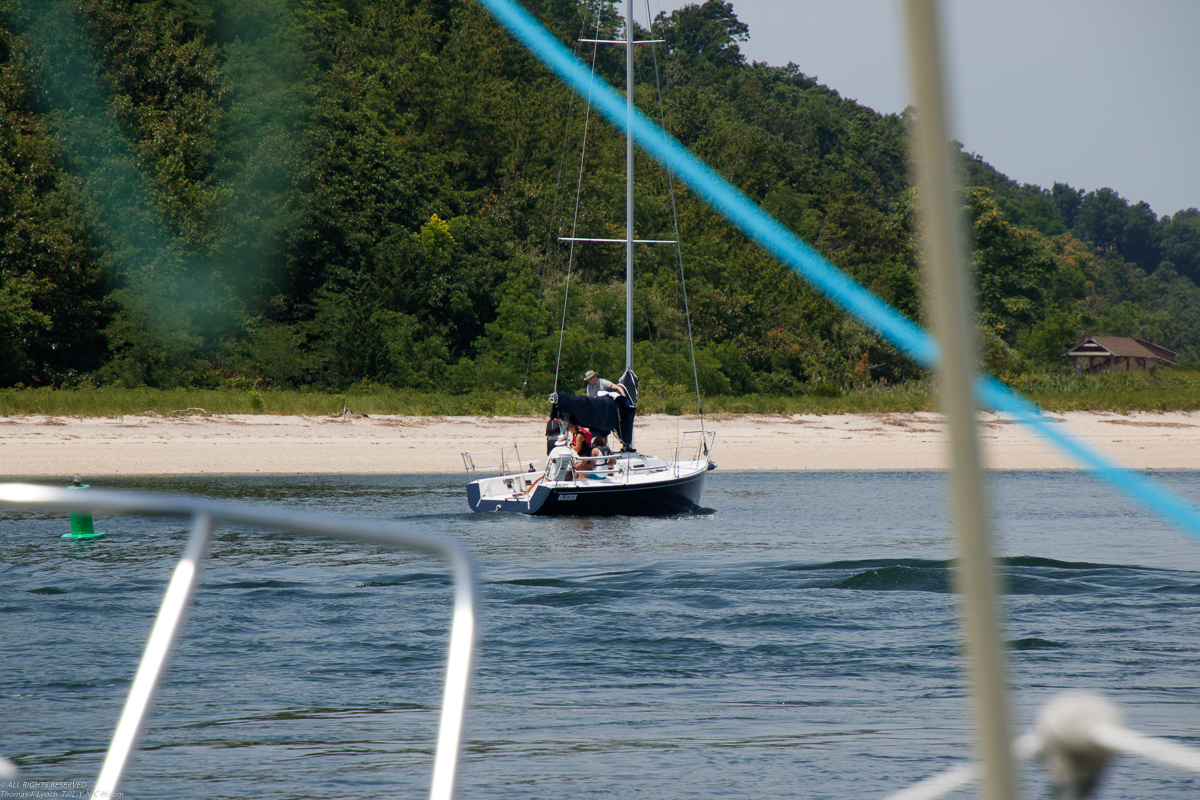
[3,410,1200,477]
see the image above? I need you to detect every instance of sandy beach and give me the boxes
[3,409,1200,478]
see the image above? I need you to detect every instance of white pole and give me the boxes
[903,3,1018,800]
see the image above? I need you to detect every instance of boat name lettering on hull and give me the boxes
[559,494,577,501]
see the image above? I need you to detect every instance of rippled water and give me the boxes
[3,471,1200,798]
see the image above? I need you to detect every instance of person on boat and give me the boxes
[525,433,575,495]
[585,370,627,399]
[567,420,593,476]
[589,433,615,477]
[545,414,561,455]
[567,420,592,455]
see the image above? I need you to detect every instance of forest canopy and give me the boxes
[2,0,1198,394]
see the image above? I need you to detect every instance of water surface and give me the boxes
[3,471,1199,798]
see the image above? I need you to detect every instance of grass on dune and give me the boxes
[2,367,1199,419]
[0,387,549,418]
[1000,367,1200,413]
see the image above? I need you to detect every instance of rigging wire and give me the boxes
[621,1,692,443]
[644,0,707,443]
[556,0,707,454]
[553,1,606,395]
[523,7,596,406]
[636,279,663,404]
[624,11,666,416]
[521,75,575,402]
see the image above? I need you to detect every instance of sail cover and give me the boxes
[617,368,638,447]
[554,393,620,436]
[554,368,639,448]
[619,368,638,408]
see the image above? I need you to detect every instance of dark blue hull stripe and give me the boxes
[468,470,706,516]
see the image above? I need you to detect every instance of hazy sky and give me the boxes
[643,0,1200,218]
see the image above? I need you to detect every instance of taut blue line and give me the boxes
[472,0,1200,543]
[977,376,1200,537]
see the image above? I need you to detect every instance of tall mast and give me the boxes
[624,0,634,374]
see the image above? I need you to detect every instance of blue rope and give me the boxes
[474,0,1200,542]
[977,377,1200,537]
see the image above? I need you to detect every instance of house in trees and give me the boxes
[1063,336,1177,373]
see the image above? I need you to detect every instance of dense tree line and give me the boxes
[2,0,1198,394]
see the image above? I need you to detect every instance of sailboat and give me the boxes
[463,0,715,515]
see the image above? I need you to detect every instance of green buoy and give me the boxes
[63,476,105,540]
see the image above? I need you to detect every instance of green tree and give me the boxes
[1052,182,1082,229]
[0,13,110,385]
[1157,208,1200,283]
[655,0,748,75]
[1017,305,1081,366]
[969,189,1057,340]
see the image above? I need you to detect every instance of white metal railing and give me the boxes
[544,450,678,486]
[674,430,715,475]
[461,448,498,479]
[465,435,712,485]
[498,441,527,474]
[569,452,620,482]
[0,483,479,800]
[462,442,536,479]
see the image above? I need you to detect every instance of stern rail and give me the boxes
[463,442,534,479]
[0,484,480,800]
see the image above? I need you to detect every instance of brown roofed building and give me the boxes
[1063,336,1178,373]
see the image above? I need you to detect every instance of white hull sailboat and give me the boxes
[465,446,711,516]
[463,0,714,515]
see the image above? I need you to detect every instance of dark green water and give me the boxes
[3,471,1199,798]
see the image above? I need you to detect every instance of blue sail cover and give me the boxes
[556,368,639,448]
[617,368,638,447]
[619,368,638,408]
[555,393,620,436]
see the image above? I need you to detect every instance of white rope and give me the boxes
[881,764,977,800]
[1091,722,1200,774]
[879,734,1037,800]
[880,694,1200,800]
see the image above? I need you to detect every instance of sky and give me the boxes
[643,0,1200,218]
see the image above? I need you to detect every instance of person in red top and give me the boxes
[567,420,593,474]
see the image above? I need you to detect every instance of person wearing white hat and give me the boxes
[525,432,576,495]
[548,432,574,477]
